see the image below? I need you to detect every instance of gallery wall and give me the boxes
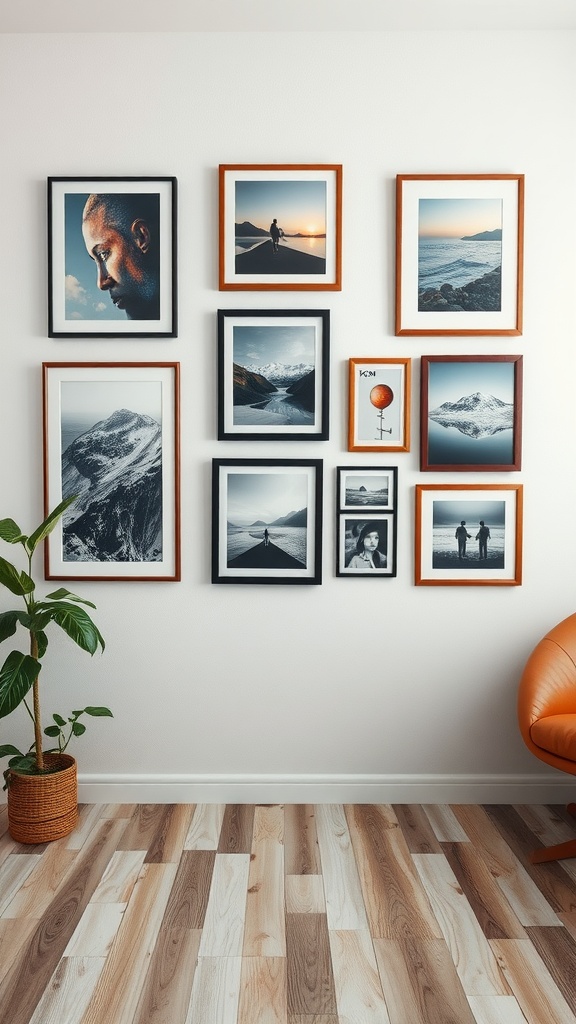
[0,29,575,803]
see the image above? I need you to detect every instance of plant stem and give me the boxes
[30,632,43,770]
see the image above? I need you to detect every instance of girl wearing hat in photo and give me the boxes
[347,521,387,569]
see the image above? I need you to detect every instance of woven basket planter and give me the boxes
[7,753,78,844]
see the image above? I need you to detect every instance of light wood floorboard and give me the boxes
[0,803,576,1023]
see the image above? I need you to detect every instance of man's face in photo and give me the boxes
[82,201,159,320]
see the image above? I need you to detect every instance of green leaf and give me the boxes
[0,518,26,544]
[7,754,38,775]
[45,588,97,610]
[0,556,34,596]
[84,706,113,718]
[0,744,24,759]
[0,651,41,719]
[36,630,48,659]
[49,603,105,655]
[44,725,61,738]
[26,496,78,555]
[72,722,86,737]
[53,713,66,727]
[0,610,23,644]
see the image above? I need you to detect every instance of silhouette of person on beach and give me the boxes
[270,219,281,253]
[347,522,386,569]
[476,520,491,559]
[455,521,471,559]
[264,528,270,547]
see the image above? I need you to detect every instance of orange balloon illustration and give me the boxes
[370,384,394,409]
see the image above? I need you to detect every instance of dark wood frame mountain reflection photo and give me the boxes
[218,309,330,441]
[212,458,323,585]
[43,362,181,581]
[420,354,523,472]
[219,164,342,291]
[395,173,524,336]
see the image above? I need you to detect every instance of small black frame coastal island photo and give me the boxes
[219,165,342,291]
[212,458,323,585]
[395,174,524,336]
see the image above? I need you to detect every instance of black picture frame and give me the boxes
[48,176,177,338]
[336,512,397,578]
[217,309,330,441]
[212,458,323,585]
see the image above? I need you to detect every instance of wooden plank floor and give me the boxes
[1,803,576,1023]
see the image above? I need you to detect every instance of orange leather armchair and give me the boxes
[518,611,576,862]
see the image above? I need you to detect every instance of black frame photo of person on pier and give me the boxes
[48,177,177,337]
[395,174,524,336]
[212,459,323,585]
[219,165,342,291]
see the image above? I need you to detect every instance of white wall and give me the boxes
[1,30,575,803]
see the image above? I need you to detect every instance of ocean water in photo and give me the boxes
[227,525,307,563]
[418,238,501,292]
[428,420,513,465]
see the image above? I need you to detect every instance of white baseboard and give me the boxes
[73,772,576,805]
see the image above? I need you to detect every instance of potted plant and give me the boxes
[0,496,111,843]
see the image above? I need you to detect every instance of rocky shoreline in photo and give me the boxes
[418,266,502,313]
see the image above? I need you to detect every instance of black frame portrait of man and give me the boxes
[48,177,177,338]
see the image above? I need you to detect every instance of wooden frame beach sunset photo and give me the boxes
[420,354,523,472]
[348,357,410,452]
[415,483,523,586]
[43,362,181,581]
[48,176,177,338]
[212,459,322,585]
[395,174,524,335]
[219,165,342,290]
[218,309,330,441]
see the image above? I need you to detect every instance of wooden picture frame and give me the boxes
[348,358,410,452]
[420,354,523,471]
[48,176,177,338]
[415,483,523,586]
[43,362,181,581]
[212,459,323,585]
[219,164,342,290]
[396,173,524,336]
[217,309,330,440]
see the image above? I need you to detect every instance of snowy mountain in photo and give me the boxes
[428,392,513,438]
[61,408,163,562]
[245,361,313,387]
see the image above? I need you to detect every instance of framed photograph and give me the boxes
[415,483,523,586]
[337,466,397,512]
[48,177,177,337]
[420,354,523,471]
[348,358,410,452]
[336,514,396,577]
[395,174,524,336]
[43,362,181,581]
[212,459,322,585]
[219,164,342,291]
[217,309,330,441]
